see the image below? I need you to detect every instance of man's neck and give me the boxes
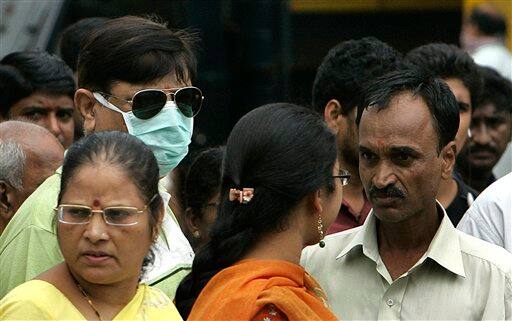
[377,202,441,280]
[377,202,440,251]
[436,177,458,209]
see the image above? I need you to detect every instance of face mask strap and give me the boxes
[93,92,128,115]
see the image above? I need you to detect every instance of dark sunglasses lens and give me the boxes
[175,87,202,117]
[132,91,167,119]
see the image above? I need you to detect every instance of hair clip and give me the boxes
[229,188,254,204]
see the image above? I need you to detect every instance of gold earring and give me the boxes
[318,215,325,248]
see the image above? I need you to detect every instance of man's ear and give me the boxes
[0,181,14,221]
[440,141,456,180]
[323,99,343,133]
[75,89,97,134]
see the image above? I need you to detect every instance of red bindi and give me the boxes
[93,199,100,207]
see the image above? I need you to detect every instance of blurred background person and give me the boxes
[457,66,512,193]
[460,3,511,80]
[57,16,111,141]
[175,104,345,321]
[0,131,182,320]
[183,147,224,251]
[0,51,76,148]
[0,16,199,299]
[0,121,63,234]
[458,172,512,252]
[405,43,482,226]
[461,1,512,180]
[311,37,402,233]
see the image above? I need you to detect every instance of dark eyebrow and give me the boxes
[486,115,507,121]
[389,146,420,155]
[359,145,373,153]
[20,106,47,112]
[57,105,75,110]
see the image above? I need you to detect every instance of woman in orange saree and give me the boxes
[175,104,349,321]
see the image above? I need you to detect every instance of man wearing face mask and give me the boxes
[0,16,201,299]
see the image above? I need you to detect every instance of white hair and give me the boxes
[0,139,25,190]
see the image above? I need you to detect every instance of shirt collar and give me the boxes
[425,202,466,277]
[336,210,379,261]
[336,201,466,278]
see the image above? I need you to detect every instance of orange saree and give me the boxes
[187,259,338,321]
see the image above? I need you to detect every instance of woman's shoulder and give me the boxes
[0,280,63,320]
[2,280,61,301]
[138,284,182,320]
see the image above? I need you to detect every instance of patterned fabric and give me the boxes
[252,304,288,321]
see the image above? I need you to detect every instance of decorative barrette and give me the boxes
[229,188,254,204]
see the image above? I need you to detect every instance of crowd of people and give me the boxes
[0,3,511,321]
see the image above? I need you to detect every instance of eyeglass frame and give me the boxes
[332,169,351,186]
[54,194,158,227]
[94,86,204,118]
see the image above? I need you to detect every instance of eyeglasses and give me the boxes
[94,86,204,119]
[332,169,351,186]
[55,195,158,226]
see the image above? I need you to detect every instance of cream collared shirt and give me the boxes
[301,203,512,320]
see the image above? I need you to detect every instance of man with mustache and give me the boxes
[457,66,512,193]
[311,37,402,233]
[301,70,512,320]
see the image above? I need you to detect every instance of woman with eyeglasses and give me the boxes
[0,131,182,321]
[175,103,349,321]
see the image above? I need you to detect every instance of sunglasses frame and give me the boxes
[95,86,204,119]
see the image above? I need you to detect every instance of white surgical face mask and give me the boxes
[93,93,193,176]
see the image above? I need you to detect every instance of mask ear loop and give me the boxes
[93,92,128,115]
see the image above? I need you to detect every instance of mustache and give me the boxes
[469,143,498,155]
[369,185,406,199]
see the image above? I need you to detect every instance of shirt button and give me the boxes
[386,298,394,307]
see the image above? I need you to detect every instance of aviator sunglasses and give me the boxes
[94,86,204,119]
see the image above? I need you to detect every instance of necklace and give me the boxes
[71,273,104,321]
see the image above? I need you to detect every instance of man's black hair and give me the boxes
[476,66,512,114]
[357,69,460,152]
[312,37,403,115]
[0,51,75,118]
[58,17,111,72]
[77,16,198,92]
[405,43,482,108]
